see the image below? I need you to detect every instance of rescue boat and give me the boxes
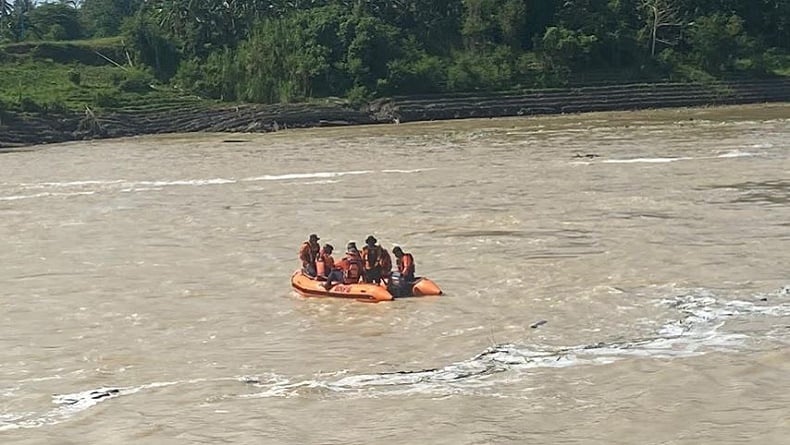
[290,271,442,302]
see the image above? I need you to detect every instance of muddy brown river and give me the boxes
[1,104,789,444]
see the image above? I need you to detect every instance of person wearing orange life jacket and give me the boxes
[346,241,363,262]
[391,246,415,297]
[361,235,384,284]
[336,243,364,284]
[315,243,330,279]
[318,244,344,290]
[298,234,321,277]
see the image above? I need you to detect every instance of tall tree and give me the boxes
[29,2,84,40]
[80,0,142,37]
[6,0,36,41]
[640,0,683,56]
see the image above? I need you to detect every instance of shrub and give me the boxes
[346,85,371,108]
[118,69,154,93]
[41,100,69,114]
[68,68,82,86]
[19,97,43,113]
[446,47,517,92]
[385,52,447,95]
[93,89,120,108]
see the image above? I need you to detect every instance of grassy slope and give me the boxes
[0,38,208,113]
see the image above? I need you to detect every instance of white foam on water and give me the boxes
[240,286,790,399]
[380,168,437,174]
[602,157,695,164]
[298,180,341,185]
[0,377,234,431]
[716,150,756,158]
[2,169,434,201]
[596,150,758,165]
[0,191,97,201]
[134,178,237,187]
[242,170,372,182]
[4,286,787,428]
[36,180,126,188]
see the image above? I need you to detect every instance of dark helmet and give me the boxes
[392,246,403,256]
[365,235,377,245]
[346,241,358,252]
[309,233,320,241]
[323,243,334,252]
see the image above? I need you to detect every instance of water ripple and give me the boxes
[5,286,785,430]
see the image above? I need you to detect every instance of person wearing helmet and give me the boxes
[298,234,321,277]
[391,246,415,297]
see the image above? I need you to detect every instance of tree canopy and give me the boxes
[1,0,788,103]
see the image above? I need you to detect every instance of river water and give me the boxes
[1,104,789,444]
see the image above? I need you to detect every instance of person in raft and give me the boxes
[336,242,364,284]
[391,246,415,297]
[298,233,321,277]
[317,244,345,290]
[379,245,393,284]
[362,235,385,284]
[345,241,363,262]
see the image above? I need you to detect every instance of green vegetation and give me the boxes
[1,0,788,113]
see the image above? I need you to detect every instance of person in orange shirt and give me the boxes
[391,246,415,297]
[298,234,320,277]
[318,244,344,290]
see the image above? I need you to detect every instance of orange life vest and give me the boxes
[317,251,335,277]
[362,245,382,271]
[339,256,363,284]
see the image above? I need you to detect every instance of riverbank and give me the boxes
[2,78,790,148]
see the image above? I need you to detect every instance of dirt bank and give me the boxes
[2,78,789,148]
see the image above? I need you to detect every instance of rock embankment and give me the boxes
[2,78,789,148]
[383,78,790,122]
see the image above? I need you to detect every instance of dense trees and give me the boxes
[1,0,787,103]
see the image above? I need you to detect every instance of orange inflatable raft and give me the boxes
[290,271,442,302]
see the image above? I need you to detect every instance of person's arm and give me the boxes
[298,244,309,263]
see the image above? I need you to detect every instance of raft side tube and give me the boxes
[291,271,394,301]
[411,277,443,296]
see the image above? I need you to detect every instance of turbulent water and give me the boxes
[1,104,789,444]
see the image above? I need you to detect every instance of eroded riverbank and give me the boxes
[2,78,790,148]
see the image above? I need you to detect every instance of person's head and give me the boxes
[309,233,320,244]
[392,246,404,257]
[346,241,358,253]
[365,235,377,246]
[323,244,334,254]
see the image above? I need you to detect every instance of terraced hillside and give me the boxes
[4,78,790,148]
[383,79,790,122]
